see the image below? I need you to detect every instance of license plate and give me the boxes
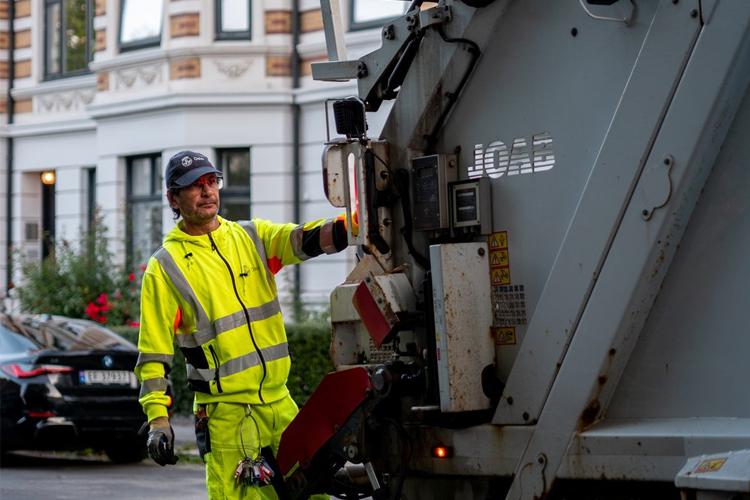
[79,370,137,388]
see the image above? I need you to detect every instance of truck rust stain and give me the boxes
[578,398,601,430]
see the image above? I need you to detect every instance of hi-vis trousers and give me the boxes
[196,396,297,500]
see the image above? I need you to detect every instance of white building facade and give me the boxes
[0,0,402,312]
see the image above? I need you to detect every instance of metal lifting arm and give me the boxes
[312,1,453,111]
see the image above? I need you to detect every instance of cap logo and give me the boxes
[193,156,204,161]
[181,156,193,167]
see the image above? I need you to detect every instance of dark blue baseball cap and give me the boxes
[165,151,223,189]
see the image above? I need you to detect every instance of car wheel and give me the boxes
[104,436,147,464]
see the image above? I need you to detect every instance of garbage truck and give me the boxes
[271,1,750,498]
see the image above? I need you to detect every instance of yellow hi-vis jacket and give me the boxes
[135,215,347,422]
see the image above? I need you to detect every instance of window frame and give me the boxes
[125,154,163,265]
[348,0,409,31]
[215,148,251,221]
[43,0,94,80]
[118,0,164,52]
[215,0,252,41]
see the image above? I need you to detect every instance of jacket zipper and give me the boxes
[208,232,267,404]
[208,345,223,393]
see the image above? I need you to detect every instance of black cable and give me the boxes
[424,27,481,152]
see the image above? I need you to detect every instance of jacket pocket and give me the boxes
[208,344,223,393]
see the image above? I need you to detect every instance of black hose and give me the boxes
[424,28,481,152]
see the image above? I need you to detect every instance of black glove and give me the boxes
[147,417,179,466]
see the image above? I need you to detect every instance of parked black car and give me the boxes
[0,314,164,463]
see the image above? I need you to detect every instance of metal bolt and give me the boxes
[672,0,678,4]
[537,454,546,465]
[383,24,395,40]
[570,27,578,37]
[357,62,368,79]
[522,412,530,421]
[506,396,514,405]
[642,209,649,217]
[663,157,672,166]
[690,9,698,18]
[478,248,485,257]
[448,159,456,168]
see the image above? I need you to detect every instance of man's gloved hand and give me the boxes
[147,416,179,466]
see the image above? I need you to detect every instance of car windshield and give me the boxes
[0,323,41,355]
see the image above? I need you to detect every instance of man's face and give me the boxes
[168,174,222,226]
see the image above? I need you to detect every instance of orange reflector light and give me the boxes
[431,445,451,459]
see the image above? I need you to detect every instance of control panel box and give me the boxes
[412,155,458,231]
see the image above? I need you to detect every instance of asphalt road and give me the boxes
[0,418,206,500]
[0,452,207,500]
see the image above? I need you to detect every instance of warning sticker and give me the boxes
[492,327,517,345]
[489,231,523,326]
[694,458,727,473]
[491,267,511,286]
[489,231,508,250]
[490,249,509,268]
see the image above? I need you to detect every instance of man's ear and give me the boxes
[166,190,179,209]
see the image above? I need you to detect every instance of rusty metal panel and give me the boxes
[430,242,493,412]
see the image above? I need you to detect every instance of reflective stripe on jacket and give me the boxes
[135,216,346,422]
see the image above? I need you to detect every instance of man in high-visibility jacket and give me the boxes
[136,151,348,499]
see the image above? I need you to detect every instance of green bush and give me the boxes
[286,319,334,405]
[112,320,333,416]
[15,219,141,326]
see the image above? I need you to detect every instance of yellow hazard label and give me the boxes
[492,327,516,345]
[490,249,509,268]
[491,267,511,285]
[489,231,508,250]
[694,458,727,473]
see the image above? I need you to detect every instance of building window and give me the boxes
[119,0,164,51]
[44,0,94,78]
[216,0,251,40]
[126,155,163,265]
[216,149,251,221]
[349,0,408,30]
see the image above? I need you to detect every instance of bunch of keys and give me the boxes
[233,455,275,487]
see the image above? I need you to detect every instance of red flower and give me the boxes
[128,272,136,282]
[128,321,141,328]
[96,293,108,305]
[85,302,100,321]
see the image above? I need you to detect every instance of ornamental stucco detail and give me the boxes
[38,90,96,113]
[213,59,253,79]
[113,64,164,90]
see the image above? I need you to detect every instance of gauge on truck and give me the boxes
[450,176,492,235]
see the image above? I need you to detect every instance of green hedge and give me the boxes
[112,320,333,416]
